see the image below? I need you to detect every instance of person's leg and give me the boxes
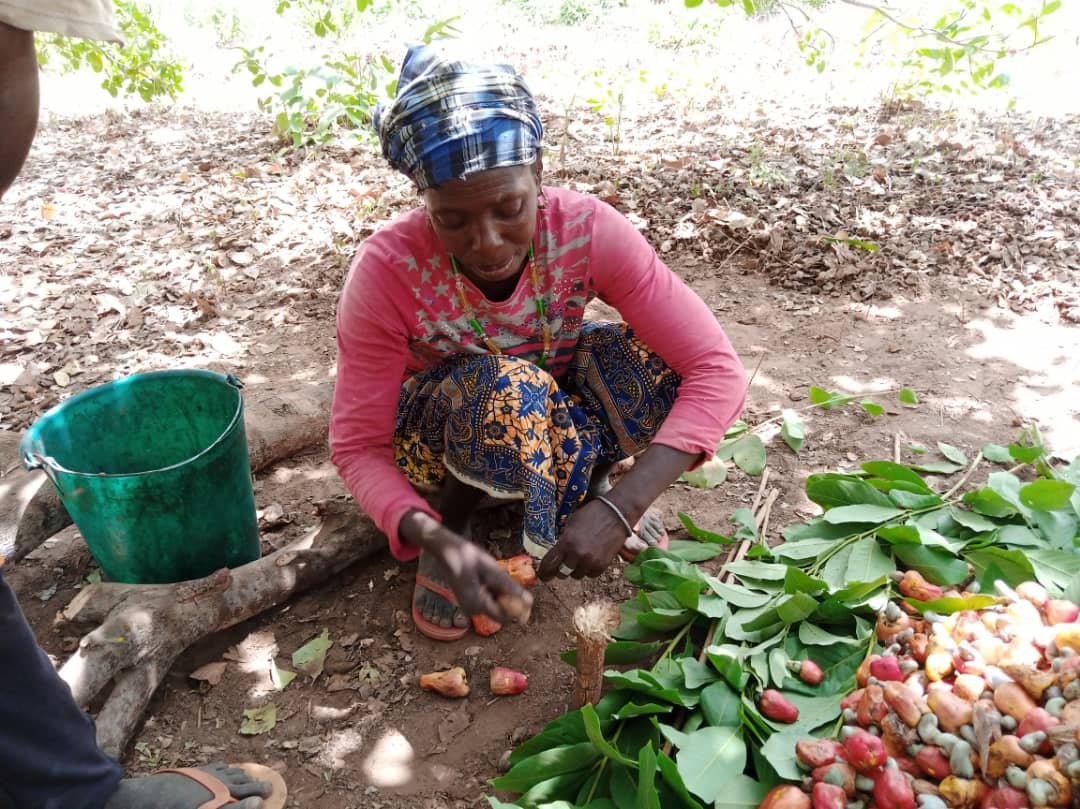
[567,321,682,556]
[0,568,123,809]
[0,21,40,199]
[0,570,274,809]
[396,354,599,635]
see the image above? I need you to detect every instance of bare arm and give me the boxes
[0,22,40,199]
[537,444,700,580]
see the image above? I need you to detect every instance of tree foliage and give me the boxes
[688,0,1062,96]
[35,1,184,102]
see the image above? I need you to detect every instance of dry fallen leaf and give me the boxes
[190,661,228,686]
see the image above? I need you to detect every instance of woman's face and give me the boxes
[423,162,541,292]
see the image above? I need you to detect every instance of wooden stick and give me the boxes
[757,489,779,539]
[751,467,772,515]
[893,433,902,464]
[572,602,619,709]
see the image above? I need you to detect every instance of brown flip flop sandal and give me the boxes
[413,572,469,641]
[152,763,287,809]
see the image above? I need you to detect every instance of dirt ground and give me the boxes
[3,21,1080,808]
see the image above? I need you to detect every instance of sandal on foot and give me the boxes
[618,512,670,562]
[152,763,287,809]
[412,573,469,642]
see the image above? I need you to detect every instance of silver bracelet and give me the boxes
[594,494,637,538]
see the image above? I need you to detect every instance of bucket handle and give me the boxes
[21,450,67,495]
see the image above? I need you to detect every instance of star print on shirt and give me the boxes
[433,281,450,298]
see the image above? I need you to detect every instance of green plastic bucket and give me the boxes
[20,370,261,584]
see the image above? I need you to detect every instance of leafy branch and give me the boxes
[492,431,1079,808]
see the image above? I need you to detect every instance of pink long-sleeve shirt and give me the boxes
[331,187,746,561]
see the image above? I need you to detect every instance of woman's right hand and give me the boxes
[400,510,532,623]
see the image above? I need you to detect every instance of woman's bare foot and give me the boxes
[588,468,667,557]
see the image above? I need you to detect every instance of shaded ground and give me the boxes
[3,29,1080,809]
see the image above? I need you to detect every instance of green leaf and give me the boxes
[902,595,999,614]
[963,488,1019,518]
[638,745,661,809]
[656,751,705,809]
[733,435,767,476]
[996,524,1044,548]
[889,490,945,509]
[966,547,1036,592]
[949,507,1001,533]
[821,544,854,590]
[638,608,695,633]
[662,725,745,804]
[705,577,772,608]
[582,703,637,766]
[1020,479,1076,511]
[270,663,296,691]
[760,730,804,779]
[861,401,884,417]
[1009,443,1044,463]
[846,537,896,583]
[784,567,828,596]
[862,461,932,491]
[239,703,277,735]
[1027,548,1080,594]
[899,388,919,404]
[725,561,790,582]
[983,443,1013,463]
[705,645,751,690]
[938,442,969,465]
[768,647,790,688]
[773,538,841,561]
[680,458,728,489]
[781,410,806,452]
[911,461,965,474]
[876,525,921,545]
[492,742,602,792]
[823,504,905,524]
[560,640,666,668]
[1065,571,1080,605]
[892,544,971,586]
[806,474,895,509]
[783,634,865,697]
[509,709,592,765]
[808,387,856,410]
[712,774,772,809]
[292,629,332,678]
[666,540,730,562]
[783,518,856,543]
[798,623,862,646]
[700,681,742,726]
[776,592,819,625]
[614,701,673,720]
[677,512,734,544]
[681,658,720,689]
[782,692,844,733]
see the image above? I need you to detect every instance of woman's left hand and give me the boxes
[537,499,627,580]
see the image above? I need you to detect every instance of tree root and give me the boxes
[57,497,386,758]
[1,382,333,566]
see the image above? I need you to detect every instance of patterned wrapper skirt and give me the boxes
[394,321,681,558]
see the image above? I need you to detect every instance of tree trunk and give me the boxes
[0,382,334,566]
[58,496,386,758]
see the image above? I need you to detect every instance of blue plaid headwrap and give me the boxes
[374,45,544,191]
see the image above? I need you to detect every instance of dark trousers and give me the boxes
[0,570,121,809]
